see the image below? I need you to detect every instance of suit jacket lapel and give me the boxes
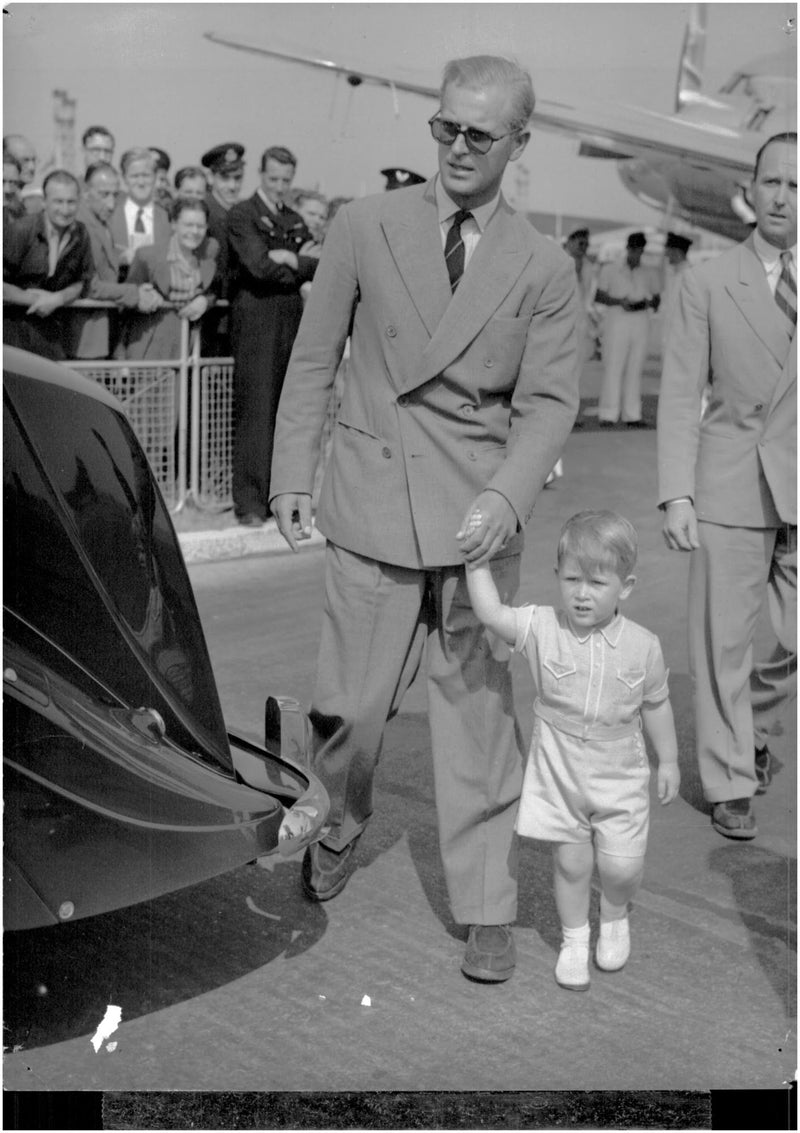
[726,237,794,367]
[380,182,451,339]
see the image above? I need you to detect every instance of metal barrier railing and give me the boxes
[5,299,234,514]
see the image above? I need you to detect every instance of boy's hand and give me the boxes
[657,762,681,805]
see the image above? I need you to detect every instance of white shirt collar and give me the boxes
[125,197,153,216]
[434,175,500,233]
[753,228,796,271]
[257,187,281,213]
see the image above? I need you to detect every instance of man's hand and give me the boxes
[271,492,313,553]
[26,289,62,317]
[300,240,322,259]
[456,490,518,566]
[179,295,208,321]
[657,761,681,805]
[268,249,299,270]
[137,284,163,313]
[662,499,700,552]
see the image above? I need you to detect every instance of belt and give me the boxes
[533,698,640,742]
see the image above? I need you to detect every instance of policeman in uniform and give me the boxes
[200,143,246,354]
[227,145,318,523]
[660,232,693,350]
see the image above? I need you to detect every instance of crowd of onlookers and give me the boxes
[2,126,358,365]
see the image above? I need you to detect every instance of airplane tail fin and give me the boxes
[674,3,708,112]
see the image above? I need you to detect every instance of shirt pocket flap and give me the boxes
[617,667,646,691]
[543,657,577,680]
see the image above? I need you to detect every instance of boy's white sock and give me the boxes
[555,922,590,991]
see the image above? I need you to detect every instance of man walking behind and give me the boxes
[270,56,579,982]
[658,132,796,840]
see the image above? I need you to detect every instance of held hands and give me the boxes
[456,491,518,567]
[272,492,313,553]
[662,499,700,552]
[657,761,681,805]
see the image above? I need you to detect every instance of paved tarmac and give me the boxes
[3,365,796,1111]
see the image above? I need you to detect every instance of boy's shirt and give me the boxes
[513,605,669,733]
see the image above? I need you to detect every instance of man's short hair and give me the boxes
[82,125,115,148]
[84,161,118,185]
[168,195,210,223]
[3,154,21,174]
[557,510,638,580]
[174,165,208,190]
[42,169,80,196]
[260,146,297,171]
[440,56,535,134]
[753,131,797,179]
[120,147,156,176]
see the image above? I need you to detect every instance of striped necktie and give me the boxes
[774,250,796,335]
[444,209,473,292]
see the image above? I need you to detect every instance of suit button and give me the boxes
[754,403,764,411]
[462,404,475,416]
[467,450,477,461]
[387,326,397,337]
[398,395,409,407]
[382,447,392,459]
[484,358,494,368]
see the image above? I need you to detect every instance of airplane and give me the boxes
[205,5,796,243]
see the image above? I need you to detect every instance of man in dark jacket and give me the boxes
[3,169,94,359]
[227,145,318,524]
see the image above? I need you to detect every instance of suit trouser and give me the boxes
[598,309,649,423]
[689,520,797,802]
[309,542,524,925]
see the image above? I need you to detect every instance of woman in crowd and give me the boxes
[120,197,219,359]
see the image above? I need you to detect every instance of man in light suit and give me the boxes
[657,131,796,840]
[270,56,579,982]
[108,148,170,281]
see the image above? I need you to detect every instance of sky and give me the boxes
[3,2,796,226]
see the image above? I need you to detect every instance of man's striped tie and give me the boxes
[774,250,797,335]
[444,209,473,292]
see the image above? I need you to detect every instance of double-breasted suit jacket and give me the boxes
[657,234,796,803]
[271,180,580,567]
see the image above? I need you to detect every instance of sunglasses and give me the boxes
[428,115,514,156]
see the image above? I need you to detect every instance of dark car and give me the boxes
[3,346,329,930]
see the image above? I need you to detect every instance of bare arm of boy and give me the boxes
[641,699,681,804]
[465,563,518,646]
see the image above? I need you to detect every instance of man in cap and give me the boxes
[594,231,660,426]
[200,143,246,352]
[381,167,427,190]
[659,232,692,350]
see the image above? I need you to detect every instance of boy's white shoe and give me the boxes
[596,916,631,971]
[554,941,590,991]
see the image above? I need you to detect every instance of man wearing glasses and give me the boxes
[271,55,579,982]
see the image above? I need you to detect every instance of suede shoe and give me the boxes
[755,746,772,796]
[461,924,516,982]
[301,836,361,901]
[711,798,757,840]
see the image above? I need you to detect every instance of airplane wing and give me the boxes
[203,31,757,177]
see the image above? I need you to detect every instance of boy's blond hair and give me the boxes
[557,510,638,580]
